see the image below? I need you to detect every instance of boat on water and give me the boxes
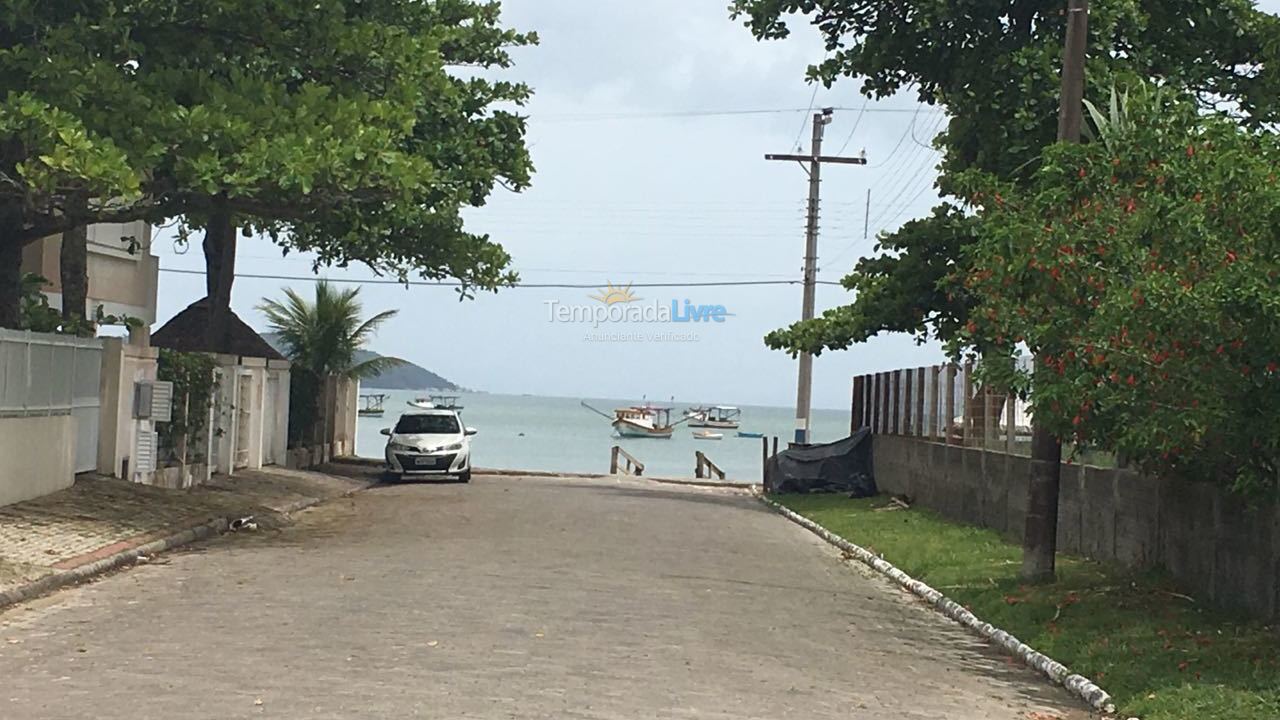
[358,394,387,417]
[737,431,765,439]
[612,406,676,439]
[687,406,742,430]
[410,394,464,411]
[693,430,724,440]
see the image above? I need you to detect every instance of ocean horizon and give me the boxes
[354,390,853,481]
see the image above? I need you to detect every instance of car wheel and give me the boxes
[458,469,471,483]
[382,469,401,483]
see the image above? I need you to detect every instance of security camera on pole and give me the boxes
[766,108,866,444]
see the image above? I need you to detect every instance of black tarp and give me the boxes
[764,429,876,496]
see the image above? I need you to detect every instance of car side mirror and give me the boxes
[380,428,392,437]
[465,427,478,437]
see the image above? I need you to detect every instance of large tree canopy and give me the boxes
[732,0,1280,354]
[0,0,535,328]
[955,85,1280,493]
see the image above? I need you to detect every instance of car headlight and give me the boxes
[390,442,417,452]
[442,442,464,452]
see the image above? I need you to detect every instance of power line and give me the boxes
[158,267,844,288]
[835,96,871,156]
[535,106,944,122]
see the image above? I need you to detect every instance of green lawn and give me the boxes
[776,494,1280,720]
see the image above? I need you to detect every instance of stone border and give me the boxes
[758,495,1116,715]
[0,481,373,613]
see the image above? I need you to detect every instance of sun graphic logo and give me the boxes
[590,282,640,306]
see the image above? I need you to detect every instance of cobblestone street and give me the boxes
[0,475,1092,719]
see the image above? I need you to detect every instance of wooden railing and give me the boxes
[694,451,726,481]
[610,446,645,476]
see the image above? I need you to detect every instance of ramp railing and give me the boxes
[610,446,645,476]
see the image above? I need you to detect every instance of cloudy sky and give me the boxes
[153,0,1279,411]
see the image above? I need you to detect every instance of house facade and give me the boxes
[21,221,160,325]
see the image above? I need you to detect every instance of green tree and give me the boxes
[731,0,1280,353]
[955,85,1280,494]
[0,1,536,331]
[259,279,404,445]
[258,280,403,380]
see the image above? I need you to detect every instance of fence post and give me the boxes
[944,365,957,445]
[1006,392,1017,455]
[851,376,865,433]
[901,369,913,436]
[610,446,620,474]
[896,369,904,435]
[761,437,768,484]
[870,376,880,430]
[914,367,926,438]
[961,361,974,446]
[927,366,940,440]
[983,388,996,452]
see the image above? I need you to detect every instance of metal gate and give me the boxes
[0,329,102,474]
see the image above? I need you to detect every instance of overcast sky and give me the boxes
[152,0,1280,411]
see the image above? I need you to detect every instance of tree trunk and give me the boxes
[0,203,25,329]
[0,239,22,329]
[60,220,89,326]
[1021,421,1062,582]
[202,208,237,347]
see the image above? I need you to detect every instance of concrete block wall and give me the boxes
[872,434,1280,620]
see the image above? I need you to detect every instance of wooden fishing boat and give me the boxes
[688,406,742,429]
[612,406,676,439]
[693,430,724,440]
[358,394,387,417]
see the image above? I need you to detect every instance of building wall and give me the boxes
[20,221,159,324]
[97,336,159,479]
[0,415,76,506]
[872,434,1280,621]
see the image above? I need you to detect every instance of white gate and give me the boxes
[0,329,102,474]
[263,372,279,466]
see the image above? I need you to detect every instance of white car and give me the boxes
[381,408,476,482]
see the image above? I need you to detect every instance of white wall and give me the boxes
[97,336,159,480]
[0,415,76,506]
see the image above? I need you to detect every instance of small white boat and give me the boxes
[688,406,742,430]
[693,430,723,441]
[612,406,675,439]
[412,394,463,411]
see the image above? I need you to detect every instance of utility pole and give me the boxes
[1023,0,1088,584]
[767,108,867,445]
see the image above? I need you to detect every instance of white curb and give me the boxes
[758,495,1116,715]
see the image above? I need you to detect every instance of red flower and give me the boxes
[1078,167,1087,178]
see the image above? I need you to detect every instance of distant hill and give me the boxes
[262,333,459,391]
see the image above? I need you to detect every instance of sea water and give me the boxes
[355,391,852,481]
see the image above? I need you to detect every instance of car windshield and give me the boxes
[394,414,460,435]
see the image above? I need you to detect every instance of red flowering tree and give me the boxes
[953,86,1280,493]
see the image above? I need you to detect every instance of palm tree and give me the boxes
[258,280,404,379]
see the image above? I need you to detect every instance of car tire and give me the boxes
[382,469,401,483]
[458,469,471,483]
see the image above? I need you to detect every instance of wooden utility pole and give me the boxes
[766,108,867,444]
[1022,0,1088,584]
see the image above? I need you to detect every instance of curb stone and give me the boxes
[758,494,1117,716]
[0,480,374,613]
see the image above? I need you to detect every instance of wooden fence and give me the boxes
[851,362,1033,455]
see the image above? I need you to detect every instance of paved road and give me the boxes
[0,475,1091,719]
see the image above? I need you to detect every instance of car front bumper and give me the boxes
[386,451,469,476]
